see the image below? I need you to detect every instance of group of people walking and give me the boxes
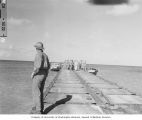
[64,59,87,71]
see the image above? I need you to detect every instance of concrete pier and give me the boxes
[43,70,103,114]
[76,71,142,114]
[43,69,142,114]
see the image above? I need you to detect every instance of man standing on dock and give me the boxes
[30,42,50,114]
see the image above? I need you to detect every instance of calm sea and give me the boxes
[0,60,33,114]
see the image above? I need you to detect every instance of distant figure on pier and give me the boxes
[30,42,50,114]
[68,60,74,70]
[80,60,87,71]
[74,60,79,71]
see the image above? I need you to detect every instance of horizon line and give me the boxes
[0,59,142,67]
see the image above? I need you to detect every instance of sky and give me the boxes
[0,0,142,66]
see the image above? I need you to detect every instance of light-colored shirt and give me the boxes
[33,50,50,74]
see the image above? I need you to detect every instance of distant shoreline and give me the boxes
[88,63,142,68]
[0,59,33,62]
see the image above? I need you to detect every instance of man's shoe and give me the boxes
[34,110,41,114]
[30,107,37,114]
[30,110,41,114]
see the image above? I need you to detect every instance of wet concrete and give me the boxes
[89,84,119,89]
[99,88,133,95]
[106,95,142,104]
[50,87,88,94]
[44,70,103,114]
[53,83,84,88]
[45,93,96,104]
[43,104,102,114]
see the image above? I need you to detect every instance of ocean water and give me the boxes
[0,60,33,114]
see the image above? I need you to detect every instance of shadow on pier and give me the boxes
[43,95,72,114]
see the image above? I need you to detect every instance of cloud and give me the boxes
[0,37,6,43]
[0,44,31,59]
[1,0,7,4]
[0,50,10,57]
[75,0,129,5]
[106,4,140,16]
[0,46,12,58]
[88,0,129,5]
[8,17,32,26]
[74,0,88,3]
[44,32,50,39]
[9,45,14,49]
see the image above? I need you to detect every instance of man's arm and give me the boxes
[47,56,50,70]
[31,53,43,79]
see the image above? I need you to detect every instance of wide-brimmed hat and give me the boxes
[34,42,44,50]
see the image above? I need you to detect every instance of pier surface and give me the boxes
[43,69,142,114]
